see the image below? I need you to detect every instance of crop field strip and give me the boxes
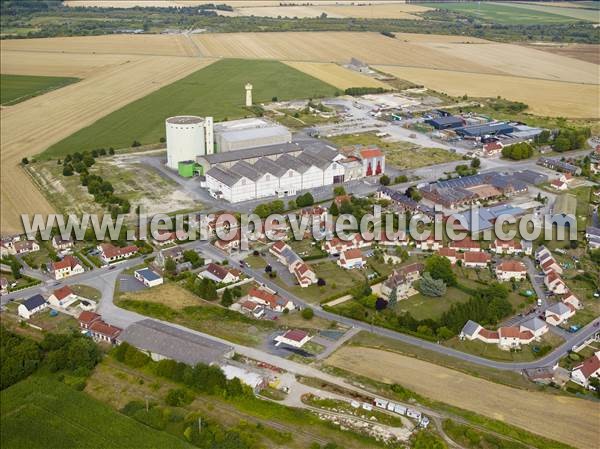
[0,74,80,106]
[282,61,390,90]
[327,346,600,449]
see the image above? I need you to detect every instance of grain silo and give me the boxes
[165,116,213,170]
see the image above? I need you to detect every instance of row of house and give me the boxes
[0,236,40,257]
[17,286,97,319]
[586,226,600,250]
[78,311,123,343]
[270,241,318,288]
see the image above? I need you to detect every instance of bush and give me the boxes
[301,308,314,320]
[165,388,194,407]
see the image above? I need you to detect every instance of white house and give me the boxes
[52,255,84,280]
[562,292,582,310]
[462,252,491,268]
[48,285,77,308]
[545,302,575,326]
[17,294,48,319]
[550,179,568,191]
[544,271,568,294]
[245,288,295,312]
[274,329,312,348]
[199,263,241,285]
[52,235,73,251]
[414,236,442,251]
[495,260,527,282]
[449,237,481,252]
[88,320,122,344]
[519,317,548,339]
[134,268,164,287]
[98,243,138,263]
[13,240,40,254]
[337,249,366,269]
[490,239,531,255]
[571,351,600,389]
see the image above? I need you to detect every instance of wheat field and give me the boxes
[283,62,389,90]
[327,346,600,449]
[0,52,212,233]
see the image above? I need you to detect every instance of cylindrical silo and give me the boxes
[165,116,206,170]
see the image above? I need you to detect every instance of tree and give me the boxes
[387,287,398,308]
[297,192,314,208]
[301,308,314,320]
[470,157,481,169]
[333,186,346,196]
[183,250,203,268]
[108,147,115,155]
[21,157,29,165]
[164,257,177,274]
[379,175,391,186]
[288,199,297,210]
[329,201,339,216]
[221,288,233,307]
[317,278,326,286]
[132,140,141,147]
[254,203,271,218]
[375,297,387,311]
[62,164,74,176]
[419,272,447,297]
[425,255,457,286]
[271,96,278,102]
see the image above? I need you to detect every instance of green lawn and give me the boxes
[421,1,583,24]
[42,59,338,158]
[1,376,194,449]
[396,288,472,321]
[0,74,79,106]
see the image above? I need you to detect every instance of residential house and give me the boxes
[17,294,48,319]
[293,262,318,288]
[535,246,562,274]
[52,255,84,280]
[52,235,73,251]
[78,311,102,330]
[152,229,186,246]
[545,302,575,326]
[98,243,138,263]
[245,288,295,312]
[0,234,20,257]
[240,300,265,319]
[495,260,527,282]
[381,263,424,299]
[199,263,241,285]
[48,285,77,308]
[0,278,8,295]
[562,292,582,310]
[544,271,568,294]
[13,240,40,254]
[519,317,549,339]
[89,320,122,344]
[559,173,574,184]
[274,329,311,348]
[414,235,442,251]
[550,179,568,191]
[571,351,600,389]
[270,241,317,288]
[490,239,532,255]
[449,237,481,252]
[338,249,366,270]
[586,227,600,250]
[499,327,534,348]
[460,320,537,349]
[438,247,460,265]
[462,252,490,268]
[134,268,164,287]
[482,141,503,157]
[214,229,243,253]
[322,234,369,256]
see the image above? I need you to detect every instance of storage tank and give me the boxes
[166,116,207,170]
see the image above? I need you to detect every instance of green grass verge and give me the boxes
[0,74,79,106]
[0,375,194,449]
[42,59,338,158]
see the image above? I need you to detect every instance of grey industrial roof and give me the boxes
[166,115,205,125]
[219,125,291,143]
[512,170,548,185]
[119,319,233,366]
[206,166,241,187]
[455,122,514,137]
[277,153,310,173]
[22,294,46,311]
[230,160,262,181]
[201,143,300,165]
[253,157,287,177]
[427,116,463,126]
[296,151,331,169]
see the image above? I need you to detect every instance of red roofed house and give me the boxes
[338,248,366,269]
[48,285,77,308]
[490,239,527,255]
[274,329,312,348]
[52,255,84,280]
[559,173,573,184]
[240,300,265,319]
[483,141,503,157]
[293,262,318,288]
[414,235,442,251]
[550,179,568,191]
[495,260,527,282]
[152,229,186,246]
[199,263,241,285]
[544,270,568,294]
[269,241,317,288]
[98,243,138,263]
[571,351,600,389]
[360,147,385,177]
[462,252,491,268]
[438,247,459,264]
[78,311,101,330]
[562,292,582,310]
[89,320,122,344]
[449,237,481,252]
[246,288,294,312]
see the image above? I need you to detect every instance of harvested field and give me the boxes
[235,6,345,18]
[0,34,199,57]
[0,54,211,234]
[64,0,409,7]
[523,42,600,65]
[283,61,389,90]
[376,66,600,118]
[327,346,600,449]
[321,3,431,19]
[118,283,201,310]
[0,51,140,78]
[502,1,600,22]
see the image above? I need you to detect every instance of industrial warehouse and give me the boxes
[165,114,385,203]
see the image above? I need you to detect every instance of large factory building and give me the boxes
[166,116,213,170]
[214,118,292,152]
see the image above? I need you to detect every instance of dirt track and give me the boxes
[327,346,600,449]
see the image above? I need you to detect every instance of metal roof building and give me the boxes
[455,122,515,137]
[425,115,464,130]
[118,319,234,366]
[214,117,292,153]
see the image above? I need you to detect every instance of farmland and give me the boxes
[236,3,431,20]
[0,376,194,449]
[326,346,600,449]
[375,66,600,119]
[44,59,338,158]
[283,62,389,90]
[0,47,210,233]
[523,42,600,65]
[0,74,79,106]
[421,1,587,24]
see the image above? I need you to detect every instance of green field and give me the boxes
[43,59,338,159]
[0,74,79,106]
[1,376,194,449]
[422,1,584,24]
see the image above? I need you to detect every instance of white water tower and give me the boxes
[165,116,213,170]
[245,83,253,107]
